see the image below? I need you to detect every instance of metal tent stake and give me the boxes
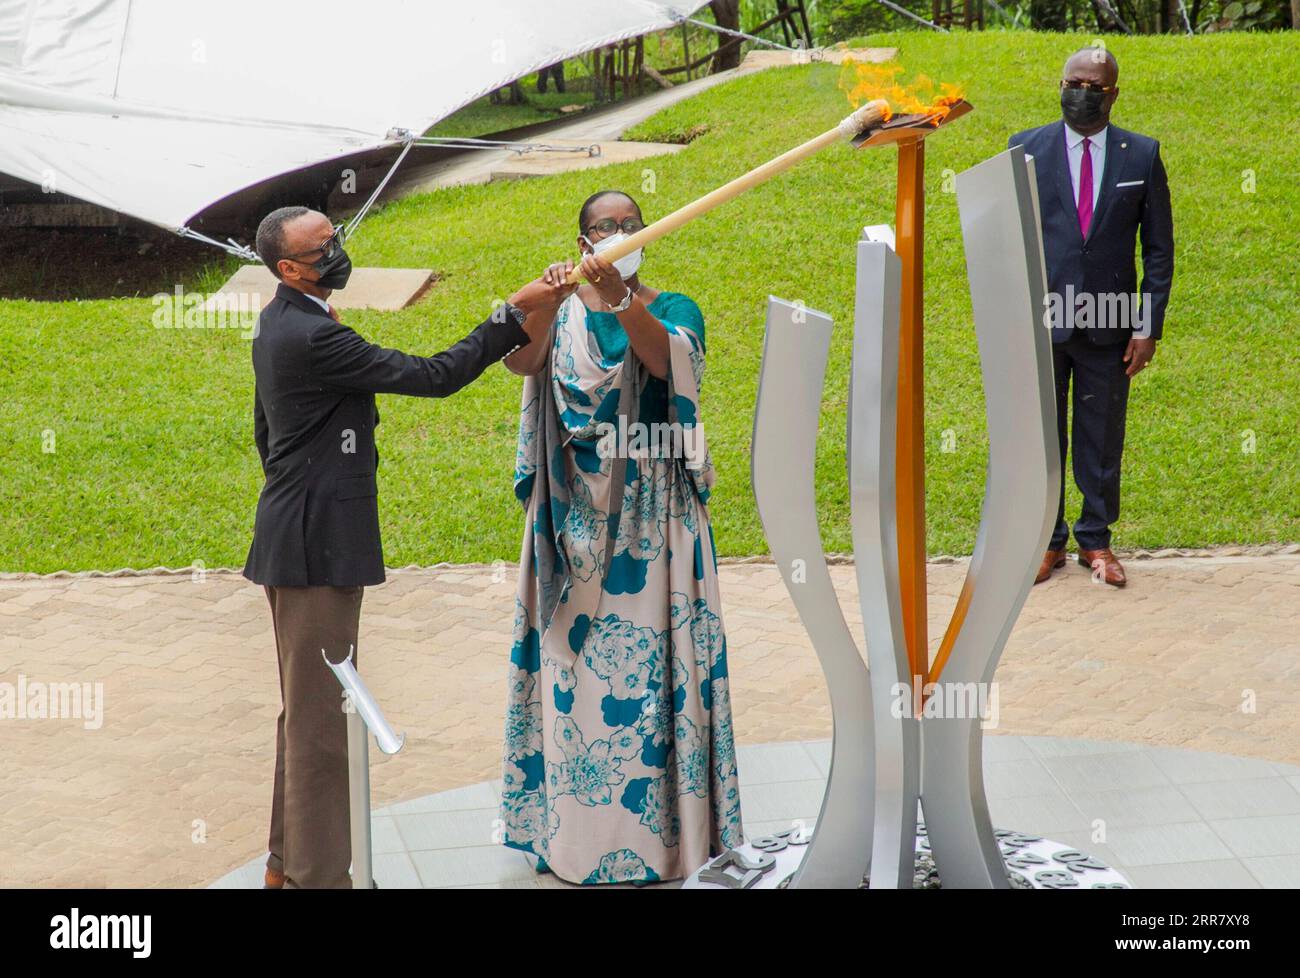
[323,646,406,890]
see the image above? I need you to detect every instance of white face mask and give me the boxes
[584,231,643,280]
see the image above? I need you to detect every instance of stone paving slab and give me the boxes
[206,265,435,312]
[1,554,1298,887]
[740,46,897,69]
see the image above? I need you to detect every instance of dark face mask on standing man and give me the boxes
[312,247,352,291]
[287,224,353,291]
[1060,85,1108,132]
[310,231,353,290]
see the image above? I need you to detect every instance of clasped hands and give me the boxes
[508,252,628,317]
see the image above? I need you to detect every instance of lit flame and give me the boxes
[838,60,965,127]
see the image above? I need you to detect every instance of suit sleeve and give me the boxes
[306,313,531,397]
[253,383,269,473]
[1139,142,1174,341]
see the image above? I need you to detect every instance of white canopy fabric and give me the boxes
[0,0,706,231]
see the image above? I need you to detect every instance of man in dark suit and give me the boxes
[245,206,565,887]
[1010,46,1173,588]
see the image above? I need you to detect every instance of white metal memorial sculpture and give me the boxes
[686,147,1130,890]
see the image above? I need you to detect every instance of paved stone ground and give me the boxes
[2,554,1297,887]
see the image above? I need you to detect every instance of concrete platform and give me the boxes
[209,735,1300,889]
[204,265,434,313]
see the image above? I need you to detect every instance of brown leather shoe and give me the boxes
[1078,548,1126,587]
[263,867,285,889]
[1034,548,1067,584]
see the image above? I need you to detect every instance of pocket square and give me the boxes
[1115,180,1145,188]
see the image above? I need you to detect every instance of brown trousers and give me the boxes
[263,584,364,889]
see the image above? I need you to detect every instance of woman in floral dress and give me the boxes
[499,189,742,885]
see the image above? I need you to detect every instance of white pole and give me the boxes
[346,704,373,889]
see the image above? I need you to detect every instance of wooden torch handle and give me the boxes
[564,99,889,284]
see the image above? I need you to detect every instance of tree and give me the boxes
[709,0,743,73]
[1030,0,1072,27]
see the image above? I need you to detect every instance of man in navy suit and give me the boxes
[1011,46,1174,587]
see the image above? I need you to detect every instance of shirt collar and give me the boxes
[299,291,330,312]
[1064,123,1107,149]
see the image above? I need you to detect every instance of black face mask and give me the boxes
[1061,87,1107,131]
[311,245,352,291]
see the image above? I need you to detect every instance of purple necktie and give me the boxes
[1077,136,1094,238]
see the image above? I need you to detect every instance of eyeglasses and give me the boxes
[284,224,346,263]
[585,217,645,238]
[1060,79,1116,95]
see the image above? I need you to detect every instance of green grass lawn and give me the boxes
[423,24,720,139]
[2,31,1297,573]
[425,90,598,138]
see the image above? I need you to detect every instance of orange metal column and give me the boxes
[894,136,928,684]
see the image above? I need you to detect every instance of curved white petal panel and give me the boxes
[920,146,1061,888]
[847,238,916,888]
[752,296,875,889]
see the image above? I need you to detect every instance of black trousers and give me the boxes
[1050,332,1132,551]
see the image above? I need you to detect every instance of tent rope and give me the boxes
[342,130,417,240]
[342,130,601,246]
[176,127,604,258]
[175,226,259,261]
[177,8,829,261]
[870,0,949,32]
[680,16,806,54]
[417,136,601,156]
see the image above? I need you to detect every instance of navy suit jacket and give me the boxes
[243,284,529,587]
[1009,120,1173,344]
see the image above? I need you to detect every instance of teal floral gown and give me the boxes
[500,290,743,885]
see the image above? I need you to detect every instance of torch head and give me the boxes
[837,99,891,139]
[850,99,974,149]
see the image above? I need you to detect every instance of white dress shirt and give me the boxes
[300,291,331,315]
[1064,123,1106,211]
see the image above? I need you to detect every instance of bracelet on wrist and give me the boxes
[606,285,634,313]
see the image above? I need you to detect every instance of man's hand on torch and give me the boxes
[509,274,574,316]
[542,260,580,293]
[503,269,576,376]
